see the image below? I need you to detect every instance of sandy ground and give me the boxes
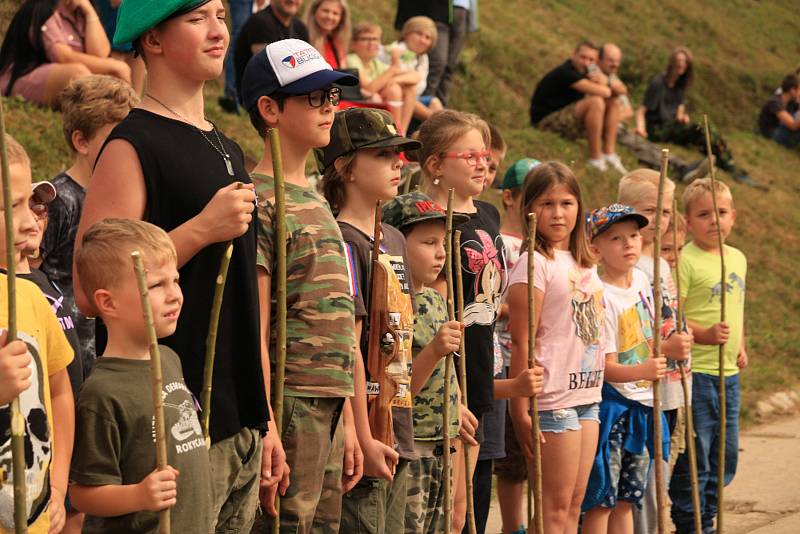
[484,414,800,533]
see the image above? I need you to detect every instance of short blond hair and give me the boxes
[352,21,382,42]
[666,211,687,234]
[682,177,733,215]
[618,168,675,205]
[60,75,138,151]
[401,16,437,49]
[4,133,30,169]
[76,218,176,303]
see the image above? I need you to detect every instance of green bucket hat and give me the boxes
[497,157,541,190]
[113,0,212,46]
[382,191,470,231]
[315,108,421,172]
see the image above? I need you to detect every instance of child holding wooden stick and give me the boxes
[317,107,419,534]
[69,218,212,533]
[581,203,669,534]
[0,133,74,534]
[507,162,604,534]
[669,178,747,534]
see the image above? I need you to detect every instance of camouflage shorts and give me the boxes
[340,458,410,534]
[405,441,448,534]
[493,410,528,483]
[536,100,583,140]
[251,396,345,534]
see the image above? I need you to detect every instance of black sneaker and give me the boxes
[218,95,239,115]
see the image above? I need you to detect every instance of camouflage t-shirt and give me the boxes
[412,287,459,441]
[254,174,355,398]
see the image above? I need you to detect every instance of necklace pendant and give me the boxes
[224,156,234,176]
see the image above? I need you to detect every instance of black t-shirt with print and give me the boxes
[102,109,268,444]
[339,221,417,461]
[453,200,506,418]
[529,60,586,124]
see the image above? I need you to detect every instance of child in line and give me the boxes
[240,38,361,531]
[661,212,687,270]
[617,169,692,534]
[41,74,138,377]
[69,218,212,533]
[493,157,540,534]
[381,191,465,534]
[346,22,419,133]
[417,110,506,533]
[383,16,444,122]
[507,162,605,534]
[317,107,420,533]
[0,134,74,534]
[669,178,747,534]
[582,204,668,534]
[75,2,275,529]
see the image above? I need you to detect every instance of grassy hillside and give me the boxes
[3,0,800,420]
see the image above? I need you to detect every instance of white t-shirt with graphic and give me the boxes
[497,232,523,367]
[508,249,605,411]
[603,269,656,406]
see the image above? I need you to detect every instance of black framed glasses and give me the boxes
[306,86,342,108]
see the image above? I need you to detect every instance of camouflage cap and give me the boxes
[315,108,421,172]
[382,191,470,231]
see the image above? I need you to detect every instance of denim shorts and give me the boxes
[538,402,600,433]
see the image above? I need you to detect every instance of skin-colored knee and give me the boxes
[382,82,402,101]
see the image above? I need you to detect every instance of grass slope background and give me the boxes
[2,0,799,420]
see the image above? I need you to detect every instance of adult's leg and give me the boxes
[771,124,800,148]
[436,7,469,106]
[602,97,622,155]
[41,63,92,106]
[425,22,451,100]
[574,95,606,160]
[565,419,600,532]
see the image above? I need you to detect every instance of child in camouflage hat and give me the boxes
[317,107,421,534]
[381,191,466,534]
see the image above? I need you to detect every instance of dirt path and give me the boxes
[484,414,800,533]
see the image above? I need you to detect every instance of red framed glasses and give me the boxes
[440,151,492,168]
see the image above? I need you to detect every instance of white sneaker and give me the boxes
[603,153,628,174]
[587,158,608,172]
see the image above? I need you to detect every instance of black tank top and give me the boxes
[102,109,268,444]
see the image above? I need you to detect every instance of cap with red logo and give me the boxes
[381,191,470,231]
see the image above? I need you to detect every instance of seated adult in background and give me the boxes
[529,41,627,173]
[758,73,800,148]
[234,0,309,100]
[304,0,351,69]
[394,0,478,107]
[0,0,131,107]
[635,47,752,184]
[604,42,710,182]
[95,0,146,95]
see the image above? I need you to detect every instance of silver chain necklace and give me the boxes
[145,93,234,176]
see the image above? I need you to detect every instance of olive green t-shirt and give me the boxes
[70,347,212,533]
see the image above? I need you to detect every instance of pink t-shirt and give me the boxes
[41,6,87,62]
[508,249,605,411]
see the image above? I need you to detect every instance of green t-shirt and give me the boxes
[412,288,460,441]
[345,53,389,82]
[70,348,212,533]
[678,242,747,376]
[254,174,356,398]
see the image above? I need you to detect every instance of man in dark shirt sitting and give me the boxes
[233,0,309,102]
[529,41,627,173]
[758,73,800,148]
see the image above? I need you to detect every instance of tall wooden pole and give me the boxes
[455,230,477,534]
[652,149,669,534]
[132,252,170,534]
[703,114,727,533]
[1,93,27,534]
[526,214,544,534]
[673,197,703,534]
[443,188,455,534]
[269,127,288,533]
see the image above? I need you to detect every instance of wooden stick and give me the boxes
[132,251,170,534]
[673,197,703,534]
[269,127,288,533]
[703,114,727,533]
[200,242,233,444]
[455,229,476,534]
[526,213,544,534]
[1,93,27,534]
[651,149,669,534]
[443,188,455,534]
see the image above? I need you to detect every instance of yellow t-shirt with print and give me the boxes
[0,275,73,534]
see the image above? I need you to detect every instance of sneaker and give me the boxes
[603,153,628,174]
[587,158,608,172]
[218,95,239,114]
[680,157,711,182]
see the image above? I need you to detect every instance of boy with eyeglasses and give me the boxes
[240,38,362,532]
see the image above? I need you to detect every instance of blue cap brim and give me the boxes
[278,69,358,96]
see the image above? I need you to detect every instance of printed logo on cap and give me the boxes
[281,56,298,68]
[266,39,332,88]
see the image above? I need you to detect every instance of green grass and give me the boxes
[3,0,800,421]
